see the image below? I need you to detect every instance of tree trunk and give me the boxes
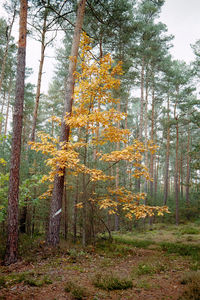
[174,87,179,226]
[164,93,170,205]
[30,8,48,141]
[4,76,13,135]
[63,183,68,240]
[150,70,155,199]
[115,101,120,231]
[4,0,27,265]
[73,175,79,243]
[139,57,145,140]
[186,126,190,205]
[144,66,149,194]
[46,0,86,246]
[0,90,6,134]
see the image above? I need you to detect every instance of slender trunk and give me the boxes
[73,175,79,243]
[180,151,183,199]
[5,0,27,265]
[150,70,155,199]
[154,155,159,202]
[82,141,87,246]
[0,8,16,94]
[63,183,68,240]
[137,58,145,193]
[186,126,190,205]
[139,57,145,140]
[30,9,47,141]
[115,101,120,231]
[164,93,170,205]
[174,87,179,225]
[0,90,6,134]
[46,0,86,246]
[4,77,13,135]
[144,66,149,194]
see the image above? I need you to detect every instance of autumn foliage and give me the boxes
[30,33,169,220]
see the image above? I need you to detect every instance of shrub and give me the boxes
[93,273,133,291]
[64,281,88,299]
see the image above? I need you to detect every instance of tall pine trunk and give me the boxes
[4,0,27,265]
[186,126,190,205]
[174,87,179,225]
[164,93,170,205]
[46,0,86,246]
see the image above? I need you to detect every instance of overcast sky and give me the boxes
[159,0,200,63]
[1,0,200,92]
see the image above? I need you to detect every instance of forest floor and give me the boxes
[0,223,200,300]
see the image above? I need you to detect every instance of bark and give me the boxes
[5,0,27,265]
[163,93,170,205]
[46,0,86,246]
[0,7,16,94]
[186,126,190,205]
[30,8,48,141]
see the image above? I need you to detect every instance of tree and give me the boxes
[4,0,28,265]
[46,0,86,246]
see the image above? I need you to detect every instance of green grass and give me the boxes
[160,242,200,260]
[0,271,52,288]
[112,235,154,249]
[93,273,133,291]
[96,240,137,257]
[179,226,200,235]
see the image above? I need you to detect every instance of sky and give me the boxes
[1,0,200,93]
[159,0,200,63]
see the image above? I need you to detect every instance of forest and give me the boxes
[0,0,199,299]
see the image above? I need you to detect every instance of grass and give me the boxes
[64,281,89,299]
[111,235,154,249]
[109,225,200,261]
[96,239,137,257]
[0,271,52,289]
[93,273,133,291]
[160,242,200,260]
[179,226,200,235]
[179,271,200,300]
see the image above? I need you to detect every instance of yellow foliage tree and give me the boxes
[30,32,169,221]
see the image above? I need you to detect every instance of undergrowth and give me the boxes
[179,271,200,300]
[64,281,89,299]
[93,273,133,291]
